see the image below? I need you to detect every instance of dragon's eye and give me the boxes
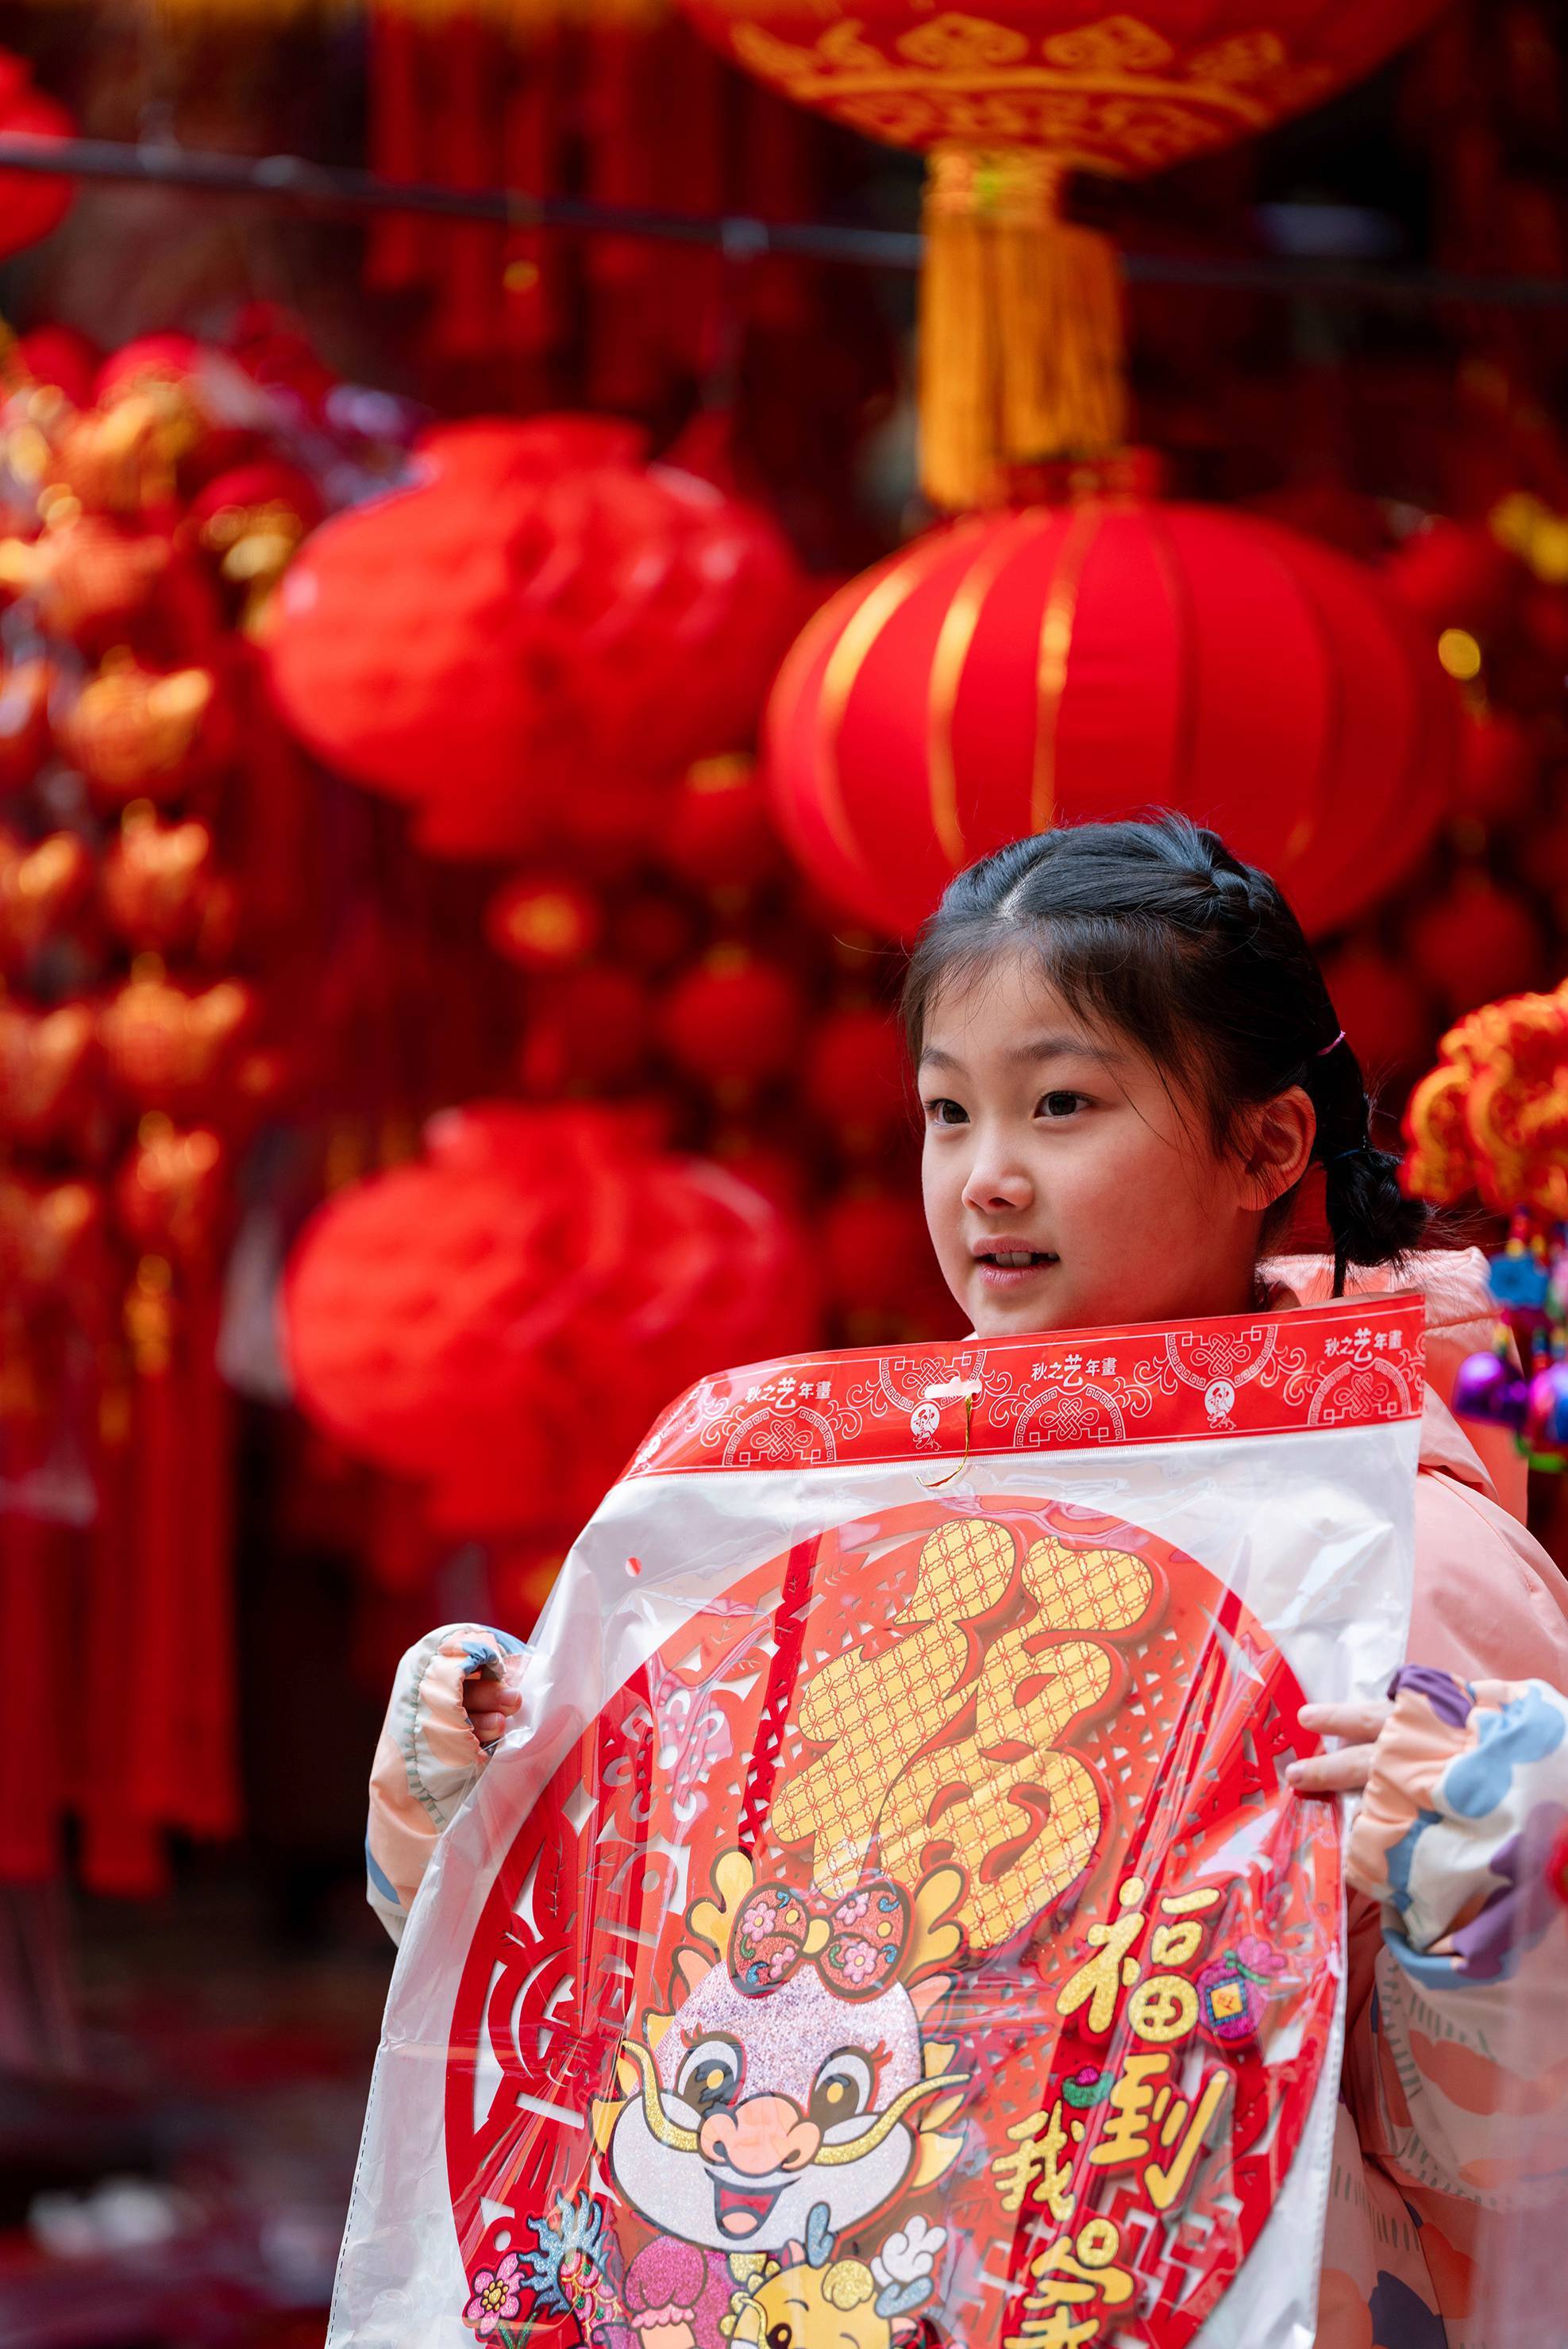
[676,2035,745,2114]
[766,2327,793,2349]
[807,2049,875,2132]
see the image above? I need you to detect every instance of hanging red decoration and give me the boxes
[0,54,75,260]
[658,945,807,1095]
[674,0,1447,506]
[1382,517,1519,635]
[1454,707,1539,827]
[663,756,784,898]
[264,418,808,861]
[485,871,603,973]
[1404,872,1549,1015]
[767,496,1461,942]
[802,1003,912,1153]
[283,1103,820,1536]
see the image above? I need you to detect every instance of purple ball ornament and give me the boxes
[1525,1362,1568,1460]
[1452,1349,1531,1431]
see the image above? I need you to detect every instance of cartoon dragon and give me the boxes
[587,1848,969,2345]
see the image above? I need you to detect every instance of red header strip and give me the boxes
[624,1294,1426,1481]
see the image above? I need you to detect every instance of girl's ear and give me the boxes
[1239,1085,1316,1211]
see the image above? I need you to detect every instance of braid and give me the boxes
[903,811,1434,1290]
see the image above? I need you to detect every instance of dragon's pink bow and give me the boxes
[730,1878,911,2002]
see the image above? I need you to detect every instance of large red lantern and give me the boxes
[766,495,1462,940]
[264,418,807,860]
[675,2,1446,506]
[282,1103,820,1535]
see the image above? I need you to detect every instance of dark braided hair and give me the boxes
[901,814,1430,1297]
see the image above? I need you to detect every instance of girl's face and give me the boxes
[919,950,1314,1339]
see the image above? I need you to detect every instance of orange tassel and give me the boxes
[919,145,1127,514]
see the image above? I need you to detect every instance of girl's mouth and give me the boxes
[973,1250,1058,1287]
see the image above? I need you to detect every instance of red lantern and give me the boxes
[768,498,1460,941]
[820,1184,953,1341]
[1316,942,1439,1080]
[485,872,602,972]
[1404,872,1548,1016]
[0,54,75,260]
[675,0,1446,507]
[1381,519,1518,636]
[282,1103,819,1534]
[516,964,653,1095]
[803,1003,913,1152]
[1454,708,1539,828]
[658,946,806,1094]
[264,418,806,861]
[664,756,783,896]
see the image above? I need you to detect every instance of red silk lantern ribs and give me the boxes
[766,497,1461,941]
[264,418,807,861]
[282,1103,821,1536]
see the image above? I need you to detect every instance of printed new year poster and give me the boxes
[330,1296,1422,2349]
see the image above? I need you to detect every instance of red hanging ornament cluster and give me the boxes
[0,323,333,1893]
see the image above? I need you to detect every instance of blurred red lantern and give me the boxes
[517,964,653,1094]
[803,1003,912,1151]
[821,1185,951,1341]
[1404,872,1548,1015]
[659,945,805,1093]
[282,1103,819,1534]
[1317,941,1439,1079]
[769,499,1460,941]
[1381,519,1518,636]
[485,872,602,972]
[1454,708,1539,828]
[0,54,75,259]
[264,418,806,861]
[16,325,98,406]
[664,757,782,896]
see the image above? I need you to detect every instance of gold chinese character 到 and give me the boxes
[1087,2049,1169,2171]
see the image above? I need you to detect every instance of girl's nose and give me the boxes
[961,1153,1033,1215]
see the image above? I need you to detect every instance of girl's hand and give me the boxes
[1286,1699,1394,1795]
[464,1656,523,1747]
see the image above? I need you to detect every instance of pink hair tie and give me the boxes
[1316,1030,1346,1057]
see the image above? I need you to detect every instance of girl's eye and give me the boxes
[1037,1090,1088,1119]
[925,1097,969,1126]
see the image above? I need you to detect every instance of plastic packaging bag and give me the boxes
[330,1294,1424,2349]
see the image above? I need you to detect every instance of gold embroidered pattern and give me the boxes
[703,12,1339,168]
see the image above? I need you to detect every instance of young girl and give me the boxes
[369,814,1568,2347]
